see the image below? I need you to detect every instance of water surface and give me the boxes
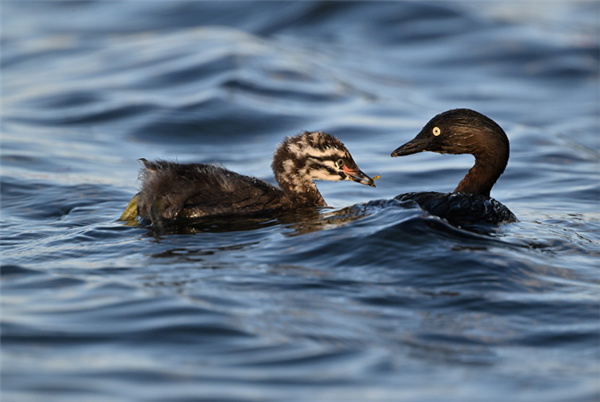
[2,2,599,401]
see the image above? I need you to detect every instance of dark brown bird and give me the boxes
[121,131,375,226]
[391,109,516,225]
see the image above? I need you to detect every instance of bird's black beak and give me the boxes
[391,137,429,157]
[344,166,376,187]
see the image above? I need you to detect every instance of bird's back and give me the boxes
[396,191,516,226]
[136,160,289,222]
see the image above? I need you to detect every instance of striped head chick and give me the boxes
[271,131,375,208]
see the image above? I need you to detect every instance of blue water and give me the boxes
[2,2,599,401]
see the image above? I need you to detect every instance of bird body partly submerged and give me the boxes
[134,160,291,221]
[392,109,516,225]
[396,191,516,226]
[121,131,375,226]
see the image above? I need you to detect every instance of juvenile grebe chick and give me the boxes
[121,131,375,226]
[391,109,516,225]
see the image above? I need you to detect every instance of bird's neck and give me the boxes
[275,171,326,208]
[454,147,508,197]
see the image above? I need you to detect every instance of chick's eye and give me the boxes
[335,159,345,168]
[433,127,441,136]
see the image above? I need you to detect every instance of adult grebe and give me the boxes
[391,109,516,225]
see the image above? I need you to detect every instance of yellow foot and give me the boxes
[119,194,139,221]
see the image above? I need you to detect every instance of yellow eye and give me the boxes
[433,127,441,136]
[335,159,345,168]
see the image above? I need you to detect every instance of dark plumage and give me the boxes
[391,109,516,225]
[120,131,375,226]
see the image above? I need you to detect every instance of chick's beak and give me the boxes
[343,165,376,187]
[391,137,429,157]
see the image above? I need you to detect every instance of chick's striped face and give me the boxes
[276,131,375,188]
[293,145,352,182]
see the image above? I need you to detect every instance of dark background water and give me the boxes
[2,1,599,401]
